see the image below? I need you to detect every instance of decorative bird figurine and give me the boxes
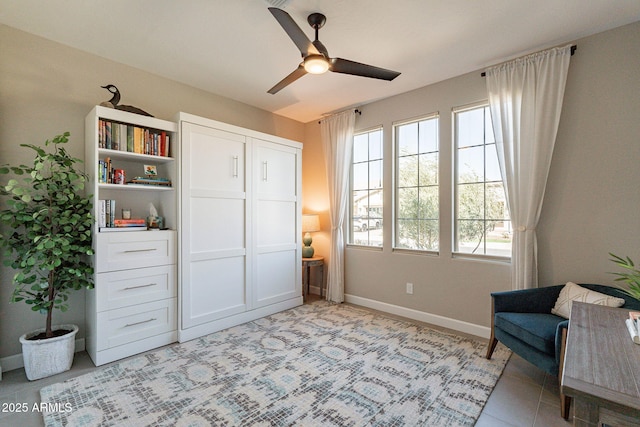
[100,84,153,117]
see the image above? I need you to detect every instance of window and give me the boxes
[394,115,439,251]
[350,128,383,247]
[454,104,511,257]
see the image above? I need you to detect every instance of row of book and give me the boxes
[98,157,124,184]
[99,119,170,157]
[98,200,147,231]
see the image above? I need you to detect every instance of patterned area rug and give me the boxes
[40,301,510,426]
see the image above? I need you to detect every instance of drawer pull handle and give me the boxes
[124,318,157,328]
[122,283,157,291]
[123,248,157,253]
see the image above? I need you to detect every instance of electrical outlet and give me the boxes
[406,282,414,294]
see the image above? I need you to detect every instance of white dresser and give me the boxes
[86,231,177,365]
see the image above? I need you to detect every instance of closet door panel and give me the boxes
[256,251,297,303]
[188,257,246,322]
[257,200,296,247]
[256,141,297,197]
[188,125,245,193]
[190,198,245,253]
[181,121,249,330]
[253,140,301,309]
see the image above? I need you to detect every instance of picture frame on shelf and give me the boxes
[144,164,158,176]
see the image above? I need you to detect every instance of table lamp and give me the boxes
[302,214,320,258]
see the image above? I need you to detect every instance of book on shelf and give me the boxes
[99,226,147,232]
[99,157,126,184]
[128,176,172,187]
[98,199,116,228]
[98,158,111,184]
[98,201,149,232]
[98,119,170,157]
[113,218,147,227]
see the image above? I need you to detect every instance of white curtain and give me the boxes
[320,110,356,303]
[486,45,572,290]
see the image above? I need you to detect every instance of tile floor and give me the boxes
[0,301,574,427]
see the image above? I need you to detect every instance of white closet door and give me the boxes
[181,122,250,329]
[252,139,301,308]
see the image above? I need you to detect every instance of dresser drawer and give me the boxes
[96,298,176,350]
[96,265,176,311]
[96,230,175,272]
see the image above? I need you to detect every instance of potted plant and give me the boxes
[609,253,640,301]
[0,132,94,380]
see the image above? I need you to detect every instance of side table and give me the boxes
[302,256,324,301]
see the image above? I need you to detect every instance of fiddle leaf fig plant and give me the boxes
[609,253,640,301]
[0,132,94,339]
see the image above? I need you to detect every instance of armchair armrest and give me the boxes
[556,319,571,419]
[555,319,570,364]
[491,285,564,314]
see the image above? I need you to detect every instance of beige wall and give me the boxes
[0,24,305,360]
[302,21,640,330]
[301,124,331,279]
[538,22,640,286]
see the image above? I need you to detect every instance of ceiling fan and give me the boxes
[267,7,401,94]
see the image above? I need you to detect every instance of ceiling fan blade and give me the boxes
[269,7,320,57]
[330,58,401,81]
[267,65,307,94]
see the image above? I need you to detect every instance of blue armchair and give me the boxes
[485,284,640,419]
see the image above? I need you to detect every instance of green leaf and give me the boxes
[609,253,640,302]
[1,132,95,329]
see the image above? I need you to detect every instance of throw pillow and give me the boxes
[551,282,625,319]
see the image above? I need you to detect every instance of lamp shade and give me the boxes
[302,214,320,233]
[303,55,330,74]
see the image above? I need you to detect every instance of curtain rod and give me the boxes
[318,108,361,124]
[480,44,576,77]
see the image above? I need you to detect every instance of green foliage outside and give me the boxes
[396,151,439,250]
[0,132,94,338]
[457,171,508,254]
[396,151,507,253]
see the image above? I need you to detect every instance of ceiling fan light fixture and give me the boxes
[304,55,329,74]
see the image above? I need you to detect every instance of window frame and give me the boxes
[392,113,440,254]
[452,101,511,261]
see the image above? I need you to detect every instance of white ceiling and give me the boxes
[1,0,639,123]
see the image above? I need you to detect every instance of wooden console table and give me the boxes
[561,302,640,426]
[302,256,324,301]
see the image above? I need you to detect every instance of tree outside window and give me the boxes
[454,104,511,257]
[395,116,439,251]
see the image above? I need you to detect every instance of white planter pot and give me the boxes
[19,324,78,381]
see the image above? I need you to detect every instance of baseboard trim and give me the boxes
[309,285,323,296]
[344,294,490,339]
[1,338,85,374]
